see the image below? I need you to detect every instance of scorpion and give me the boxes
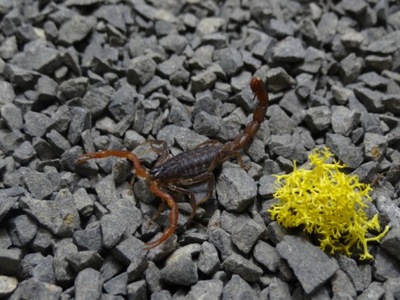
[77,76,269,249]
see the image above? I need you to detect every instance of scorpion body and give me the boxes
[77,76,269,249]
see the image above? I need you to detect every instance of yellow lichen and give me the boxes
[269,147,389,260]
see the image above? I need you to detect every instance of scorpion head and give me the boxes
[149,165,167,180]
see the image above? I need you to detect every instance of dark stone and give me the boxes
[272,37,305,63]
[58,15,96,45]
[74,268,102,300]
[276,235,339,294]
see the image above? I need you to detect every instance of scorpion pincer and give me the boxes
[77,77,269,249]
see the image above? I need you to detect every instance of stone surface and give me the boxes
[276,235,339,294]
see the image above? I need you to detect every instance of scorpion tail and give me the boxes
[223,77,269,152]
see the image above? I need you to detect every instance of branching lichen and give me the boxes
[269,147,389,260]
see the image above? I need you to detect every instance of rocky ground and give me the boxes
[1,0,400,299]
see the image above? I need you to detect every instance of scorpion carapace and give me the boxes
[77,76,269,249]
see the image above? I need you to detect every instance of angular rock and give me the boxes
[272,37,305,63]
[222,253,263,282]
[58,15,96,45]
[221,274,257,299]
[0,275,18,297]
[126,55,156,85]
[276,235,339,294]
[74,268,102,300]
[20,189,80,237]
[13,278,61,299]
[198,241,220,276]
[186,280,223,300]
[216,167,257,212]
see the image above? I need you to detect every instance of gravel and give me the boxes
[0,0,399,299]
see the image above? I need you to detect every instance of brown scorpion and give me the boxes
[77,77,269,249]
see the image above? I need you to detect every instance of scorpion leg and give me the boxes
[146,140,170,165]
[172,172,215,225]
[77,150,148,178]
[145,182,179,249]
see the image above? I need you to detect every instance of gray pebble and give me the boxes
[103,272,128,296]
[0,80,15,105]
[58,15,96,45]
[331,270,357,298]
[218,48,243,76]
[373,248,400,281]
[113,236,145,266]
[127,255,148,282]
[140,76,167,96]
[208,228,234,261]
[23,171,53,199]
[8,215,37,247]
[48,105,71,134]
[222,253,263,282]
[336,255,366,292]
[168,97,192,128]
[22,253,55,284]
[12,278,62,299]
[0,249,22,277]
[127,280,147,300]
[326,133,364,169]
[357,281,385,300]
[193,111,221,137]
[32,46,61,75]
[231,218,265,254]
[159,34,187,54]
[276,235,339,294]
[73,222,103,251]
[67,106,91,144]
[305,106,331,133]
[186,279,223,300]
[258,175,277,198]
[74,268,102,300]
[191,69,217,93]
[354,87,384,112]
[359,72,389,89]
[161,249,198,286]
[144,261,163,294]
[82,85,114,119]
[331,105,360,136]
[58,77,89,101]
[4,64,40,89]
[13,141,36,164]
[198,241,220,276]
[382,94,400,114]
[339,53,363,84]
[0,275,18,297]
[20,189,80,237]
[267,67,295,93]
[126,55,156,85]
[272,37,305,63]
[317,12,338,45]
[67,250,103,273]
[216,167,257,212]
[363,132,387,161]
[23,111,52,137]
[268,105,296,135]
[253,240,281,273]
[0,103,23,130]
[0,35,18,60]
[260,277,291,300]
[381,227,400,262]
[221,274,257,299]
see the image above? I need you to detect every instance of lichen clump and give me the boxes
[269,147,389,260]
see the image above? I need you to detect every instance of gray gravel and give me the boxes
[0,0,400,299]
